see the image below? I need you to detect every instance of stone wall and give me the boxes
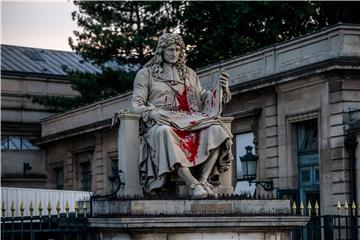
[328,74,360,213]
[1,75,78,124]
[44,129,118,194]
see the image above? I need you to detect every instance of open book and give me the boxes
[168,80,223,130]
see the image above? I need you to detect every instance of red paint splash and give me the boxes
[174,129,200,165]
[176,87,191,112]
[190,120,197,125]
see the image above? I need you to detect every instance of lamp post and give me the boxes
[240,146,274,192]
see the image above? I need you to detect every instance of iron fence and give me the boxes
[1,200,95,240]
[292,200,360,240]
[1,214,93,240]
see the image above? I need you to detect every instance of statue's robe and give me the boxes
[131,65,233,192]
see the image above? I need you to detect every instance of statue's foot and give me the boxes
[200,181,216,197]
[190,183,208,199]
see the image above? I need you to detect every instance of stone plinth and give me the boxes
[92,199,291,216]
[90,199,308,240]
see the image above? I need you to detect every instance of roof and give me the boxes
[1,44,102,78]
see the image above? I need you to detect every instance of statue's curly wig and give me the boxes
[144,33,187,81]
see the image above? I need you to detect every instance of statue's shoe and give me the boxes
[190,184,208,199]
[200,181,216,197]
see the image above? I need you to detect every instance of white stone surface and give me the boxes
[117,113,142,196]
[93,199,291,216]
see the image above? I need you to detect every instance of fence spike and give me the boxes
[29,201,34,218]
[11,201,15,218]
[337,201,341,215]
[352,201,356,216]
[20,201,25,217]
[300,201,304,216]
[1,201,5,217]
[307,200,312,216]
[38,201,43,218]
[344,200,349,215]
[292,201,297,215]
[47,201,52,217]
[65,201,70,218]
[74,201,79,218]
[314,201,319,216]
[82,201,87,218]
[56,200,61,218]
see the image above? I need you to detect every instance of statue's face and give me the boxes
[163,44,181,64]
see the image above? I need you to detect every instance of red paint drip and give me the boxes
[174,129,200,165]
[176,87,191,112]
[190,120,197,125]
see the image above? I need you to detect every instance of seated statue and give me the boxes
[131,33,233,199]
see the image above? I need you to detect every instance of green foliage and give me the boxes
[181,1,319,68]
[181,1,360,68]
[69,1,183,66]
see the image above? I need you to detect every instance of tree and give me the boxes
[69,1,183,66]
[181,1,320,68]
[181,1,360,68]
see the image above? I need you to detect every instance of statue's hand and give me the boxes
[150,110,170,125]
[219,71,229,89]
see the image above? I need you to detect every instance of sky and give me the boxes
[1,1,78,51]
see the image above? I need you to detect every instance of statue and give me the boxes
[131,33,233,199]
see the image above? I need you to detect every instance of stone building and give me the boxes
[22,24,360,215]
[1,45,100,188]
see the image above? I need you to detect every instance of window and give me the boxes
[234,132,256,195]
[1,136,40,150]
[54,167,64,190]
[80,162,91,191]
[235,132,255,179]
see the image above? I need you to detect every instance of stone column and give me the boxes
[118,113,143,196]
[218,116,234,194]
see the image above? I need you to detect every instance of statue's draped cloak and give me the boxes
[131,66,233,192]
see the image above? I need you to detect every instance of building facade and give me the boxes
[1,45,100,188]
[7,24,360,215]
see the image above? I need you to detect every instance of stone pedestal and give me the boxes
[90,199,309,240]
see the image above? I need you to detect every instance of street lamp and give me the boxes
[240,146,274,192]
[240,146,258,179]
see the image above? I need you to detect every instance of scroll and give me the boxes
[168,70,225,130]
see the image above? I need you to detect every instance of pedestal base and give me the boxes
[90,199,309,240]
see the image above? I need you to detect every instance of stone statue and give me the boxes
[131,33,233,199]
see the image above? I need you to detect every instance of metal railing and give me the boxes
[292,200,360,240]
[1,200,93,240]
